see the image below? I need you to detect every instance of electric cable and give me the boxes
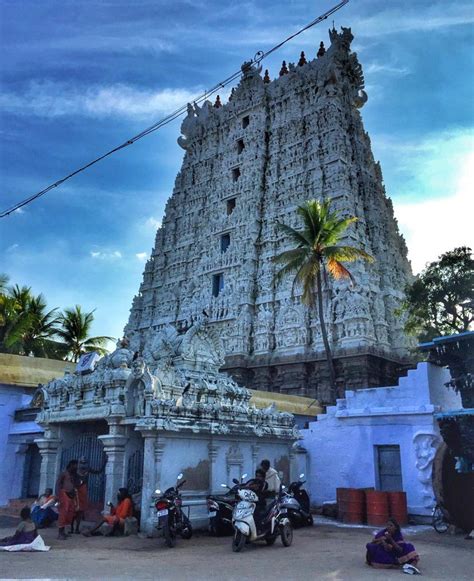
[0,0,349,218]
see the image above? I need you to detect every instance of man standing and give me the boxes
[56,459,78,540]
[261,459,281,494]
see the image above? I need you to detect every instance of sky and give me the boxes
[1,0,473,342]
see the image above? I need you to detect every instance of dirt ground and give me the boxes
[0,517,472,580]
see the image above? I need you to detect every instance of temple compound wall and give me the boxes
[301,363,462,518]
[125,27,414,404]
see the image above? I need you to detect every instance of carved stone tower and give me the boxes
[125,27,414,403]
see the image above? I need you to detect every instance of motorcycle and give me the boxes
[153,473,193,547]
[281,473,313,527]
[230,483,293,552]
[207,473,247,536]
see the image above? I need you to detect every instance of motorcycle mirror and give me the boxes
[241,473,248,480]
[282,485,286,490]
[232,478,239,485]
[221,483,228,488]
[177,473,183,480]
[154,489,161,495]
[299,473,305,479]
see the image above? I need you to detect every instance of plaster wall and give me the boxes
[0,385,42,505]
[301,363,457,517]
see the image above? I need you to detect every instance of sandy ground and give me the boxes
[0,517,472,580]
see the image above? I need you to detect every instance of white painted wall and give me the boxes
[301,363,460,517]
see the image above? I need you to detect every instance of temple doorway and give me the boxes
[22,443,41,498]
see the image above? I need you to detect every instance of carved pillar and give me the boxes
[208,441,220,494]
[138,429,158,529]
[251,444,260,474]
[98,423,128,506]
[35,428,61,492]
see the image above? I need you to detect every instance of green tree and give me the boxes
[56,305,114,362]
[273,199,374,399]
[402,246,474,342]
[0,284,62,356]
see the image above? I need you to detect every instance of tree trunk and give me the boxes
[316,267,337,401]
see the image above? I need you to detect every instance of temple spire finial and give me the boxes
[214,95,222,108]
[263,69,271,84]
[317,42,326,58]
[279,61,289,77]
[298,51,307,67]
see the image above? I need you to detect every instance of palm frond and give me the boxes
[324,245,374,263]
[326,258,355,283]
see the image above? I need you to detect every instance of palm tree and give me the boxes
[21,294,63,357]
[56,305,114,362]
[0,285,36,353]
[274,199,374,399]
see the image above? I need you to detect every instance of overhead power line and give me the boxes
[0,0,350,218]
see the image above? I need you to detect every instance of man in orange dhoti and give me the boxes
[83,488,133,536]
[71,456,106,534]
[56,460,79,540]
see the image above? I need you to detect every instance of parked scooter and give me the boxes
[230,483,293,552]
[153,473,193,547]
[207,474,247,536]
[281,473,313,527]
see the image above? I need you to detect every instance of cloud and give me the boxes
[365,63,410,76]
[0,82,201,120]
[353,2,474,37]
[391,130,474,273]
[90,250,123,260]
[135,252,148,262]
[145,216,162,230]
[6,243,19,253]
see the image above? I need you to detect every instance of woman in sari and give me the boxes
[366,518,420,572]
[0,507,37,547]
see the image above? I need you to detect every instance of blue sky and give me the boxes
[1,0,473,342]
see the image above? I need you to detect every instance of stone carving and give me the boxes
[36,321,298,441]
[413,431,440,508]
[122,27,414,400]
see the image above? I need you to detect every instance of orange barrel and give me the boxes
[336,488,350,520]
[366,491,389,526]
[340,489,366,524]
[388,491,408,525]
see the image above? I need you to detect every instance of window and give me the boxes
[212,273,224,297]
[375,445,403,491]
[226,198,236,215]
[232,167,241,182]
[220,233,230,253]
[237,139,245,154]
[242,115,250,129]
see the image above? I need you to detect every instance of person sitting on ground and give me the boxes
[83,488,133,537]
[0,507,37,547]
[366,517,420,574]
[260,459,281,496]
[31,488,58,529]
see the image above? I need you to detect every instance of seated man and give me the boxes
[83,488,134,536]
[245,468,269,529]
[31,488,58,529]
[260,459,281,497]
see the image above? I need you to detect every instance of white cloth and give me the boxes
[0,534,50,552]
[265,467,281,493]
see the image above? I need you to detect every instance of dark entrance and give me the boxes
[22,443,41,498]
[127,448,144,495]
[61,432,106,504]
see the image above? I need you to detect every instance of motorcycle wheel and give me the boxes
[163,523,176,548]
[265,535,277,546]
[280,522,293,547]
[232,530,246,553]
[180,516,193,540]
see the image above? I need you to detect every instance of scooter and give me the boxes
[281,473,313,527]
[231,483,293,552]
[153,473,193,547]
[207,473,247,536]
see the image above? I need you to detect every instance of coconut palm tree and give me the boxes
[20,294,63,357]
[274,199,374,399]
[56,305,114,362]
